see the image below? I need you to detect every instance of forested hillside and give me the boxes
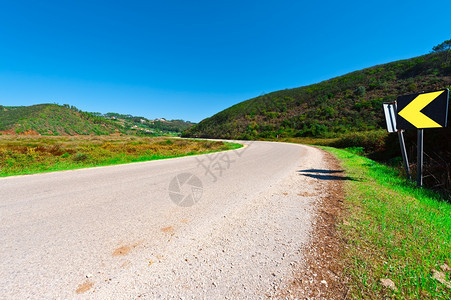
[0,104,121,135]
[183,51,450,139]
[0,104,194,136]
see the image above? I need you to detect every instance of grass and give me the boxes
[281,134,451,199]
[0,135,242,177]
[277,136,338,146]
[323,146,451,299]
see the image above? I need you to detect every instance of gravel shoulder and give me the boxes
[278,149,347,299]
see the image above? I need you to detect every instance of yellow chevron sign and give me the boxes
[396,89,449,130]
[398,91,443,128]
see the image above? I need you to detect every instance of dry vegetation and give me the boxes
[0,135,241,176]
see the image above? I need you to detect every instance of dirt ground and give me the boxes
[278,150,348,299]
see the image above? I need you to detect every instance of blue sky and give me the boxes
[0,0,449,122]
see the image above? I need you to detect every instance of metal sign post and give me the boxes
[417,129,424,187]
[383,102,411,180]
[398,129,411,180]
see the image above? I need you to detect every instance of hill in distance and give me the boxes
[183,51,451,140]
[0,104,194,136]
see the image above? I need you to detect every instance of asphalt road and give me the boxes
[0,141,330,299]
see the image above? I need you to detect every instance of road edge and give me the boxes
[279,147,348,298]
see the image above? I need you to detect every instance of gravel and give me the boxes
[0,141,328,299]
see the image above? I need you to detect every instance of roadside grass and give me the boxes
[323,147,451,299]
[274,136,338,146]
[0,136,242,177]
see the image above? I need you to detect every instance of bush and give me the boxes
[345,146,365,155]
[354,86,366,97]
[72,152,89,162]
[330,130,388,153]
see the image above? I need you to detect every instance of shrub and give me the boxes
[158,139,174,145]
[354,86,366,97]
[407,82,417,92]
[330,130,388,153]
[345,146,365,155]
[72,152,89,162]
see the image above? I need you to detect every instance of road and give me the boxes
[0,141,332,299]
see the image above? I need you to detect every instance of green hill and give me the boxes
[183,51,451,140]
[99,112,194,134]
[0,104,122,135]
[0,104,195,136]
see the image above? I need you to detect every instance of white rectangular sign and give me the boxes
[383,103,397,133]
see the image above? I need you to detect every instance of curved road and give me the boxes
[0,141,330,299]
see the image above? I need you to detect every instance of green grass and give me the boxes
[323,147,451,299]
[0,136,242,177]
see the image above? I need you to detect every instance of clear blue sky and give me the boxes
[0,0,449,122]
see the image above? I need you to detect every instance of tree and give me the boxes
[432,39,451,62]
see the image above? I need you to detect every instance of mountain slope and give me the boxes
[183,51,451,139]
[0,104,121,135]
[0,104,195,136]
[99,112,194,134]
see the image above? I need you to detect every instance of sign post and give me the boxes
[417,129,424,186]
[383,102,411,179]
[395,89,449,187]
[398,129,411,180]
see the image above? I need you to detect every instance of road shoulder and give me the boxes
[279,148,348,299]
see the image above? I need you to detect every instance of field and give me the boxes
[0,135,241,176]
[325,147,451,299]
